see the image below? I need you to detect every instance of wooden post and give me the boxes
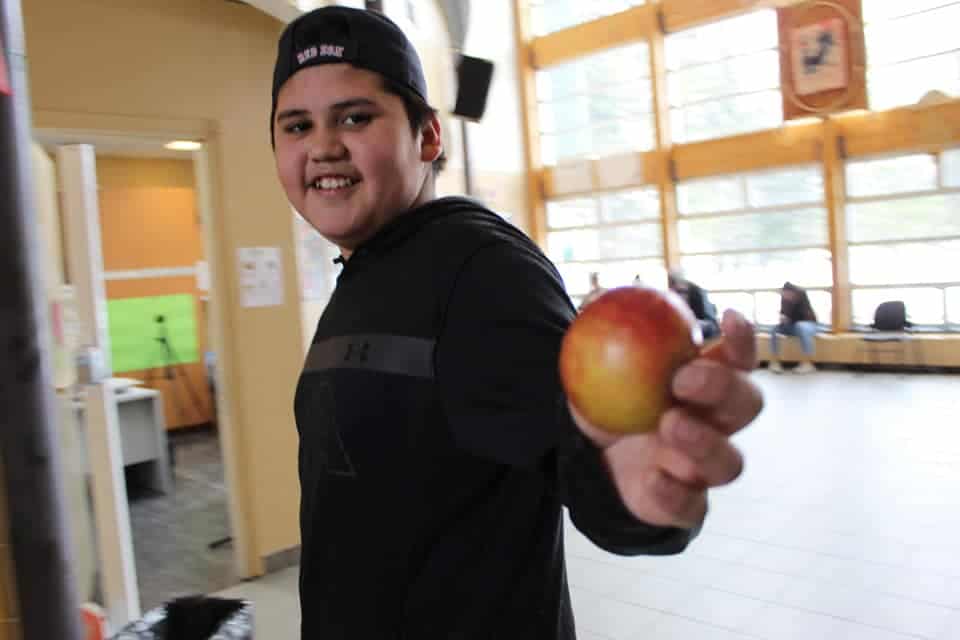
[511,0,547,247]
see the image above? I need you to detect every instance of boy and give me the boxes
[271,7,763,638]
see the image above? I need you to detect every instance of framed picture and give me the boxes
[791,18,849,96]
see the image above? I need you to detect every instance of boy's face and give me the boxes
[273,64,442,256]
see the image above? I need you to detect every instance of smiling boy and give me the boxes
[271,7,763,639]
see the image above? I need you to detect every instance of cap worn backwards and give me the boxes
[270,6,428,143]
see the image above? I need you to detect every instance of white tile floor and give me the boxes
[216,370,960,639]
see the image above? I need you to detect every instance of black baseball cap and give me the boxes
[270,6,428,142]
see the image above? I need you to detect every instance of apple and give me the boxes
[559,286,706,435]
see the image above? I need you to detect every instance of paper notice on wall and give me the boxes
[0,36,11,96]
[195,260,210,292]
[551,159,593,195]
[238,247,284,308]
[594,152,645,190]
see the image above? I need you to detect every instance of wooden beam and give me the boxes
[647,14,681,270]
[512,0,547,247]
[822,119,852,331]
[673,121,824,181]
[660,0,754,32]
[530,4,656,69]
[837,100,960,158]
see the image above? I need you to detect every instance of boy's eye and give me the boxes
[341,112,373,127]
[284,120,312,135]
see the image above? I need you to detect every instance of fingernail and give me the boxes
[674,364,707,396]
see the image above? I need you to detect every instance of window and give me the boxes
[666,11,783,143]
[545,187,664,302]
[536,43,655,165]
[845,151,960,329]
[863,1,960,110]
[677,165,832,325]
[528,0,646,37]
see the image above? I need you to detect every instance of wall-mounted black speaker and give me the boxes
[364,0,385,12]
[453,55,494,121]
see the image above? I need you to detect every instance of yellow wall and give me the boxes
[96,156,215,429]
[23,0,301,573]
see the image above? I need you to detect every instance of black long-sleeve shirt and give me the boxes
[294,197,698,639]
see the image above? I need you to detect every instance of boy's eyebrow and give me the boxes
[275,98,379,123]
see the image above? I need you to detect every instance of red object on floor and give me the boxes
[81,603,108,640]
[0,36,11,96]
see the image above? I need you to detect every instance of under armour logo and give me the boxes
[343,341,371,363]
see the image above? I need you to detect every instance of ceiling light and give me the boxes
[164,140,203,151]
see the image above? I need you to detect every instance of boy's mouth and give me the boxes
[308,176,359,192]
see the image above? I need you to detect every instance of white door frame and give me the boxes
[37,125,254,581]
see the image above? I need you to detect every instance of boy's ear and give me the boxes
[420,112,443,163]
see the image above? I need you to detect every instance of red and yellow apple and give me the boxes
[559,286,710,435]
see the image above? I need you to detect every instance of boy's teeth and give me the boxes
[314,177,355,190]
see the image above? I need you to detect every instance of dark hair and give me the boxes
[380,76,447,176]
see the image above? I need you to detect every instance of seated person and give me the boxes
[578,271,605,311]
[769,281,818,374]
[668,270,720,340]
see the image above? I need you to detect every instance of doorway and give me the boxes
[33,127,249,614]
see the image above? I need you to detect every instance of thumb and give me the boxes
[700,310,756,372]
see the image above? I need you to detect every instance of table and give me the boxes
[71,386,172,494]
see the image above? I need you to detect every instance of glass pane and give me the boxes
[555,261,595,295]
[592,115,656,156]
[847,194,960,243]
[862,0,957,22]
[746,167,824,207]
[680,249,833,290]
[598,259,667,290]
[852,287,946,326]
[601,188,660,222]
[554,129,592,163]
[867,53,960,111]
[943,149,960,188]
[599,223,663,259]
[546,198,598,229]
[584,43,651,84]
[668,50,780,107]
[808,290,833,327]
[755,291,781,325]
[947,287,960,325]
[536,62,583,103]
[672,90,783,143]
[677,175,745,215]
[679,208,828,253]
[865,4,960,67]
[547,229,599,262]
[849,240,960,285]
[713,292,757,324]
[665,11,778,71]
[846,155,939,198]
[538,97,589,134]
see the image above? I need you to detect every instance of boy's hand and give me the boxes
[570,310,763,528]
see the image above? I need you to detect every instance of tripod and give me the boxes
[150,314,207,425]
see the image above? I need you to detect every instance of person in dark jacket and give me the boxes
[668,269,720,340]
[769,281,819,373]
[270,7,764,638]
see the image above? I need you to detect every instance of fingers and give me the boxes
[658,409,744,487]
[604,436,708,529]
[718,309,758,372]
[672,360,764,435]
